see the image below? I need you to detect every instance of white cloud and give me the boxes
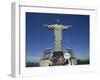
[75,50,89,60]
[26,56,42,63]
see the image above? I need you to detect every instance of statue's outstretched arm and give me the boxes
[62,25,72,30]
[43,24,54,29]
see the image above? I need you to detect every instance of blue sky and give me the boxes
[26,12,89,63]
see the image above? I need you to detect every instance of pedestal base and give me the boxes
[52,51,65,65]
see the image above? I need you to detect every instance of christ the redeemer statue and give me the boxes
[44,20,71,65]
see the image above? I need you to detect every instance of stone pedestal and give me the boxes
[52,51,65,65]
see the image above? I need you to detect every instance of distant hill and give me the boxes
[26,62,39,67]
[77,59,90,65]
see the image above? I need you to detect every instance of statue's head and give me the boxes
[56,19,61,25]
